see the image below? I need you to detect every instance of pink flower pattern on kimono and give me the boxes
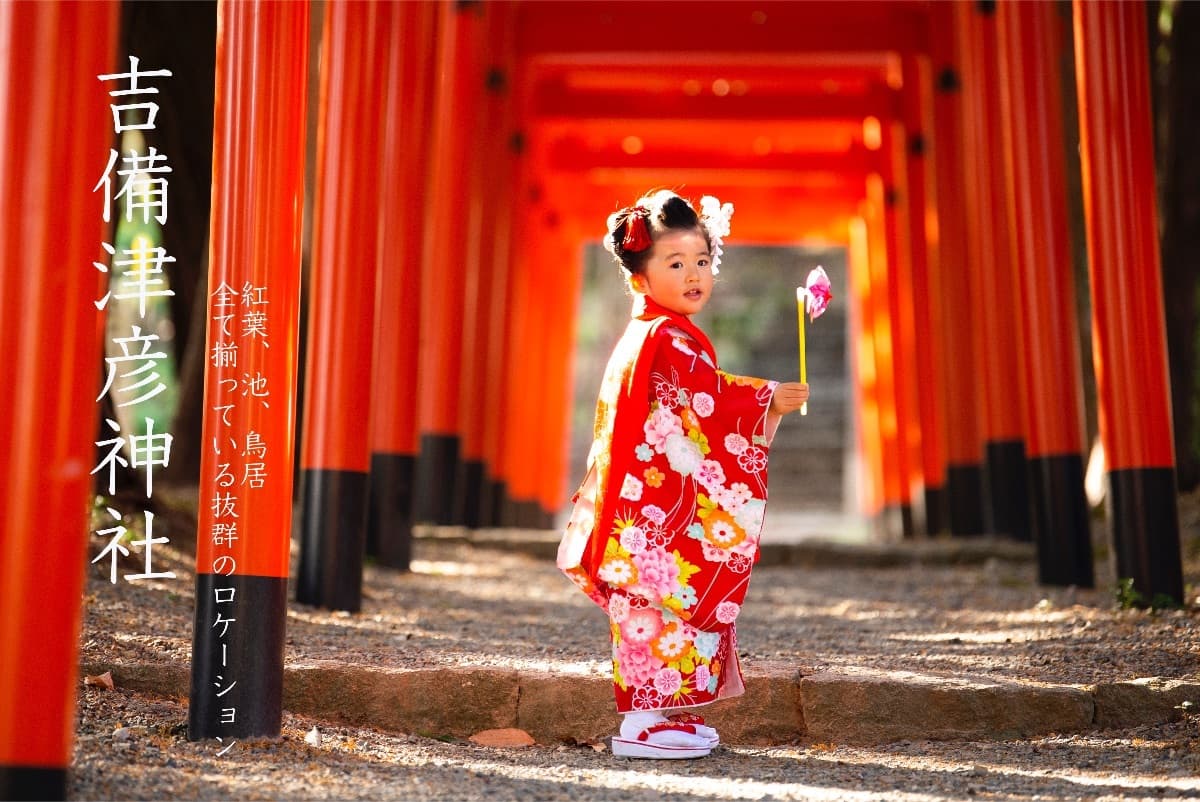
[616,638,662,688]
[631,547,680,600]
[652,667,683,697]
[695,459,726,493]
[644,407,683,452]
[621,609,663,644]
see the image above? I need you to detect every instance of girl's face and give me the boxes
[631,227,714,317]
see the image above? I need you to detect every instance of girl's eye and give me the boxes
[698,259,710,268]
[670,261,684,269]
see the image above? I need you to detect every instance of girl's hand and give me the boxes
[770,382,809,415]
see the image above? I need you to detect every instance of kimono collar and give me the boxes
[631,295,717,366]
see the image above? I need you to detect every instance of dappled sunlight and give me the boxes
[410,558,507,578]
[770,739,1200,796]
[891,627,1059,645]
[388,753,940,802]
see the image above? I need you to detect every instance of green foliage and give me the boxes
[1150,593,1182,611]
[1115,577,1145,610]
[1116,577,1183,610]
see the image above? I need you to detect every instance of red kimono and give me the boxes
[559,296,780,712]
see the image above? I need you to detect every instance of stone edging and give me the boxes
[82,659,1198,746]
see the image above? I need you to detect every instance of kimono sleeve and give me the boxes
[646,328,779,448]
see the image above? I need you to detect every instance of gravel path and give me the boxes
[71,489,1200,800]
[84,535,1199,686]
[72,686,1200,801]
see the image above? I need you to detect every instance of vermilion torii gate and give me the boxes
[0,0,1186,796]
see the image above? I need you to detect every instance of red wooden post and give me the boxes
[930,2,986,535]
[880,118,921,538]
[863,174,904,538]
[454,3,515,528]
[998,1,1093,587]
[189,0,308,740]
[367,1,436,568]
[537,217,585,527]
[413,2,486,524]
[507,201,556,527]
[1073,0,1183,604]
[296,0,381,611]
[847,216,886,521]
[478,130,521,527]
[958,0,1032,540]
[902,52,950,535]
[0,3,116,797]
[496,195,532,526]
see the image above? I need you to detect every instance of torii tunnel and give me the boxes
[0,0,1186,796]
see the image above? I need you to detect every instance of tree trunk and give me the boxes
[1160,0,1200,490]
[119,0,217,484]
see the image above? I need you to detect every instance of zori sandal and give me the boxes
[667,712,720,747]
[610,721,712,759]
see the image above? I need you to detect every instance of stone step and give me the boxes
[86,658,1200,747]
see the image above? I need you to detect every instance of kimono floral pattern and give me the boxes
[566,314,778,713]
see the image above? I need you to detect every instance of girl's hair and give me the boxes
[602,189,708,276]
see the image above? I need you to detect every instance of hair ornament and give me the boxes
[699,195,734,275]
[620,205,653,252]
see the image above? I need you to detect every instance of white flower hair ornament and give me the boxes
[699,195,734,275]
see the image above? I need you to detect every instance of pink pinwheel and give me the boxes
[801,266,832,320]
[796,265,832,416]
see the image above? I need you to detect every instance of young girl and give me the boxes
[558,189,808,759]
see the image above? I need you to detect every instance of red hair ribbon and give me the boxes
[621,206,652,252]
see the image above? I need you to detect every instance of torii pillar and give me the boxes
[930,1,987,535]
[189,0,308,740]
[997,0,1093,586]
[296,0,383,612]
[0,3,117,797]
[1073,0,1183,604]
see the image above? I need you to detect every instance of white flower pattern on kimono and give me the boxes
[598,557,637,586]
[737,446,767,473]
[632,686,665,710]
[621,609,663,644]
[641,504,667,525]
[608,594,630,623]
[620,473,644,501]
[716,482,753,514]
[663,432,702,476]
[644,523,670,548]
[734,498,766,533]
[724,433,749,456]
[620,525,648,554]
[691,392,715,418]
[701,541,731,563]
